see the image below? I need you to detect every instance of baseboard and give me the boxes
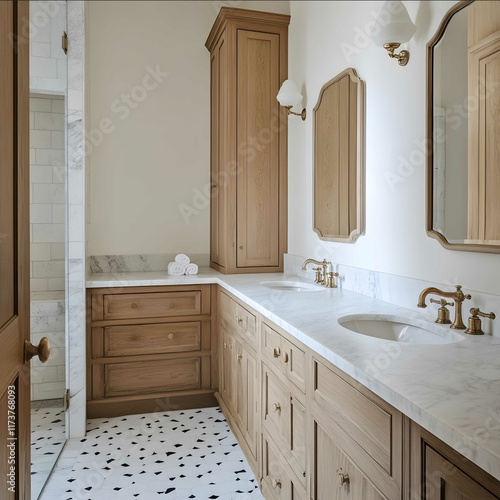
[87,390,217,419]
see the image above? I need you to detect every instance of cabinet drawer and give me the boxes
[262,322,306,392]
[423,445,498,500]
[313,421,387,500]
[102,291,202,321]
[102,357,205,398]
[263,365,306,484]
[100,322,203,357]
[218,291,257,348]
[262,435,307,500]
[312,358,395,475]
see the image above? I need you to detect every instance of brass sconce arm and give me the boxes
[284,105,307,121]
[384,43,410,66]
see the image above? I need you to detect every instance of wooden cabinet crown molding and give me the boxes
[206,7,291,51]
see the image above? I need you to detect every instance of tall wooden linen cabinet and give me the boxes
[206,8,290,274]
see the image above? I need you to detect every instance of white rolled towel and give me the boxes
[184,263,199,275]
[168,262,186,276]
[175,253,190,266]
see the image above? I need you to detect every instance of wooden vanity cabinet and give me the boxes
[410,422,500,499]
[206,8,289,274]
[86,285,216,418]
[216,288,260,475]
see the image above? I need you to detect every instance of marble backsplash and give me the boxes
[87,253,210,274]
[284,254,500,337]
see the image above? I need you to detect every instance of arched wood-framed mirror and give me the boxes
[426,0,500,253]
[313,68,365,243]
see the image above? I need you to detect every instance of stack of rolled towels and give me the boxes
[168,254,199,276]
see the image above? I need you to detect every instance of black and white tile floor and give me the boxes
[31,399,66,500]
[40,407,264,500]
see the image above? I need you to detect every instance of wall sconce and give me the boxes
[372,1,416,67]
[277,80,306,121]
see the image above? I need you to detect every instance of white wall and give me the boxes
[87,0,289,258]
[287,1,500,297]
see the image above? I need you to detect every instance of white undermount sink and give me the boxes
[338,314,464,345]
[260,280,324,292]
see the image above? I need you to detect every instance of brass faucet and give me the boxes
[302,258,338,288]
[417,285,471,330]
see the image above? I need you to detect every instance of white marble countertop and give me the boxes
[87,269,500,481]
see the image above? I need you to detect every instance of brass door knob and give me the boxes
[25,338,50,363]
[271,478,282,489]
[272,402,281,413]
[338,469,350,487]
[273,346,281,358]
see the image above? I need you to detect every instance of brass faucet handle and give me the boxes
[465,308,496,335]
[326,271,339,289]
[430,298,453,325]
[471,308,496,320]
[430,298,454,307]
[312,267,323,284]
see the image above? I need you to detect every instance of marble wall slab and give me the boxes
[88,253,210,274]
[66,0,86,439]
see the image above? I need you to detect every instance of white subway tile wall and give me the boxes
[30,297,66,401]
[30,1,67,94]
[30,95,66,293]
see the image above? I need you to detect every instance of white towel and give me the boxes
[184,263,199,275]
[175,253,190,266]
[168,262,185,276]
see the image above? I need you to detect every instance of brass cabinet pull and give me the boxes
[168,333,175,340]
[271,478,282,489]
[338,469,350,487]
[237,354,243,361]
[283,352,289,364]
[25,338,51,363]
[131,303,138,309]
[223,342,227,349]
[236,315,244,324]
[273,346,281,358]
[272,402,281,413]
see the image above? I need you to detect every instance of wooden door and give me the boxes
[236,29,281,268]
[312,421,387,500]
[0,2,30,498]
[234,340,258,460]
[210,34,228,269]
[220,327,235,414]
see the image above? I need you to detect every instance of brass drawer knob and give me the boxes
[272,402,281,414]
[237,354,243,361]
[131,303,138,309]
[273,346,281,358]
[25,338,51,363]
[168,333,175,340]
[283,352,289,364]
[236,316,243,324]
[271,478,282,489]
[338,469,350,487]
[223,342,227,349]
